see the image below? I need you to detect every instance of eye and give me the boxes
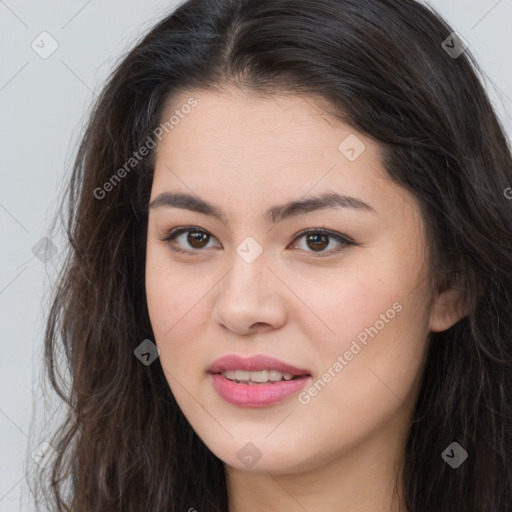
[289,228,354,256]
[159,227,221,253]
[158,226,354,256]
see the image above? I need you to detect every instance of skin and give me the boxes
[145,87,466,512]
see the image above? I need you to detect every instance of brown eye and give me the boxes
[161,226,354,257]
[290,228,354,256]
[305,233,329,251]
[161,227,220,253]
[187,230,210,249]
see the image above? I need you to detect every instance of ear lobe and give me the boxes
[429,286,469,332]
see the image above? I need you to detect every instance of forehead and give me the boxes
[151,87,410,224]
[155,87,385,175]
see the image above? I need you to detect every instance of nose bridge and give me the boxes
[212,237,287,333]
[222,237,270,301]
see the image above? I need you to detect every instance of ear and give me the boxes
[429,285,469,332]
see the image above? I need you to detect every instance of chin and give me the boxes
[203,434,322,475]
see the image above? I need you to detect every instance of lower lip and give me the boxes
[211,373,311,407]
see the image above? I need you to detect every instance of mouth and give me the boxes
[213,369,309,385]
[209,354,312,407]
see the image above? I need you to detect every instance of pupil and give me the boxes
[307,233,328,251]
[188,231,209,248]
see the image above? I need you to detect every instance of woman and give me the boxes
[35,0,512,510]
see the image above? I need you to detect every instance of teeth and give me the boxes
[250,370,269,383]
[268,370,283,381]
[221,369,300,383]
[235,370,250,381]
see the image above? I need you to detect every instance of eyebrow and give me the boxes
[148,191,376,224]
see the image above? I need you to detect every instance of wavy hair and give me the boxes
[33,0,512,510]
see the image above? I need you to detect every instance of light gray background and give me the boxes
[1,0,511,510]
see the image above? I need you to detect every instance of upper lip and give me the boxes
[209,354,311,376]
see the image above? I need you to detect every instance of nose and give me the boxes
[211,248,288,336]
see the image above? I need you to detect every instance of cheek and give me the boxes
[309,304,429,430]
[302,252,431,409]
[145,247,216,376]
[295,255,406,348]
[146,243,200,331]
[303,275,405,381]
[146,271,205,337]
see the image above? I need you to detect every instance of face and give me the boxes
[145,88,448,474]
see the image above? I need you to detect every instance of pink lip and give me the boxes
[209,354,312,408]
[209,354,311,376]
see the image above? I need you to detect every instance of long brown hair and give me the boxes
[33,0,512,510]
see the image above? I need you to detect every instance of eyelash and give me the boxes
[158,226,355,257]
